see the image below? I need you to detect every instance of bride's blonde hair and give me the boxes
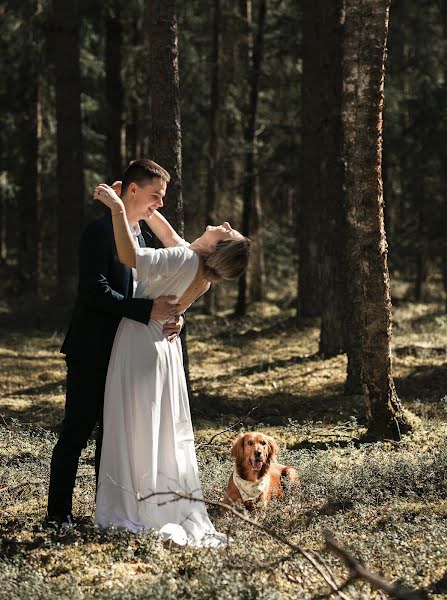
[203,238,252,284]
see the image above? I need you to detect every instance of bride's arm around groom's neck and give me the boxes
[144,211,184,248]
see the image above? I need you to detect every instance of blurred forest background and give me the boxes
[1,0,445,312]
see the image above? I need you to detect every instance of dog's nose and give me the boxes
[254,450,261,459]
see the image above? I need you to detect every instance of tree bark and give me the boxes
[440,0,447,312]
[148,0,183,236]
[414,208,428,302]
[53,0,84,304]
[105,1,124,182]
[18,2,40,296]
[318,1,346,356]
[235,0,267,316]
[204,0,221,315]
[297,1,322,319]
[249,177,266,302]
[148,0,190,387]
[342,0,411,438]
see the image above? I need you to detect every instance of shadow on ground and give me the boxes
[191,387,365,426]
[1,398,65,430]
[395,362,447,402]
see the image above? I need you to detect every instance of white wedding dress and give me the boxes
[95,241,229,548]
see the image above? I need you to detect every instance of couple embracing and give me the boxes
[47,159,251,547]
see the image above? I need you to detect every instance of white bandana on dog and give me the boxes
[233,468,269,502]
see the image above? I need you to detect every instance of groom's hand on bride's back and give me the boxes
[150,296,181,322]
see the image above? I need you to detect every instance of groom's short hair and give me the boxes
[121,159,171,195]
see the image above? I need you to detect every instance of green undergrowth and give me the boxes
[1,419,447,599]
[1,300,447,598]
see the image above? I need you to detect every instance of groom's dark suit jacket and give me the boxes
[61,214,155,368]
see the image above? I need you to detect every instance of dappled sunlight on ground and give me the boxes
[1,299,447,598]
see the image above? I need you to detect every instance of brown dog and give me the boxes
[221,432,298,511]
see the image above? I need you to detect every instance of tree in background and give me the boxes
[442,0,447,311]
[148,0,183,236]
[105,0,124,183]
[204,0,221,315]
[148,0,192,388]
[236,0,267,316]
[297,0,322,319]
[53,0,84,303]
[342,0,411,438]
[1,0,444,317]
[17,1,42,297]
[246,1,266,305]
[318,1,345,357]
[299,2,345,354]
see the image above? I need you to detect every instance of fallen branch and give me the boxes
[137,488,352,600]
[324,531,424,600]
[111,474,422,600]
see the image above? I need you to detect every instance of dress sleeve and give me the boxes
[136,245,190,282]
[175,239,190,248]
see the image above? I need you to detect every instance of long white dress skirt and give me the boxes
[95,244,230,548]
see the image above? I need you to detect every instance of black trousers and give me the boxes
[47,358,108,519]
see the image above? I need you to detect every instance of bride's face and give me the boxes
[201,222,243,247]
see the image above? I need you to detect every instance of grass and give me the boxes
[1,297,447,599]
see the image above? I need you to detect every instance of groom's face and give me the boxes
[129,177,167,220]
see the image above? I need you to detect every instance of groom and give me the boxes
[47,159,183,526]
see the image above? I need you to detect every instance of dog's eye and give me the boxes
[247,440,252,446]
[261,441,266,445]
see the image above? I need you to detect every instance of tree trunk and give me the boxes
[18,2,40,296]
[318,1,345,356]
[53,0,84,304]
[414,208,428,302]
[235,0,267,316]
[440,0,447,313]
[148,0,183,236]
[249,177,266,302]
[0,191,4,263]
[297,0,322,319]
[342,0,411,438]
[204,0,221,315]
[105,1,124,182]
[148,0,190,387]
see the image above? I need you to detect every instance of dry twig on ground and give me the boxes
[324,531,424,600]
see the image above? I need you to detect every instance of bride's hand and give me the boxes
[111,180,122,196]
[93,183,124,211]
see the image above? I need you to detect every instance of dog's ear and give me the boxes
[230,434,245,463]
[265,435,278,463]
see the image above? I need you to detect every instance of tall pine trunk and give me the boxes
[342,0,411,438]
[18,18,40,297]
[105,1,124,182]
[235,0,267,316]
[18,1,40,297]
[249,178,266,302]
[318,1,345,356]
[204,0,221,315]
[297,1,322,319]
[440,0,447,312]
[148,0,183,236]
[148,0,190,389]
[53,0,84,304]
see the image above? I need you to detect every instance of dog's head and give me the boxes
[230,432,278,479]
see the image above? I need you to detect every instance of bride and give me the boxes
[93,183,251,547]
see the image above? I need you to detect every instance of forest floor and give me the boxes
[0,295,447,599]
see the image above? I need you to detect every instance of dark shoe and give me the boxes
[44,513,74,530]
